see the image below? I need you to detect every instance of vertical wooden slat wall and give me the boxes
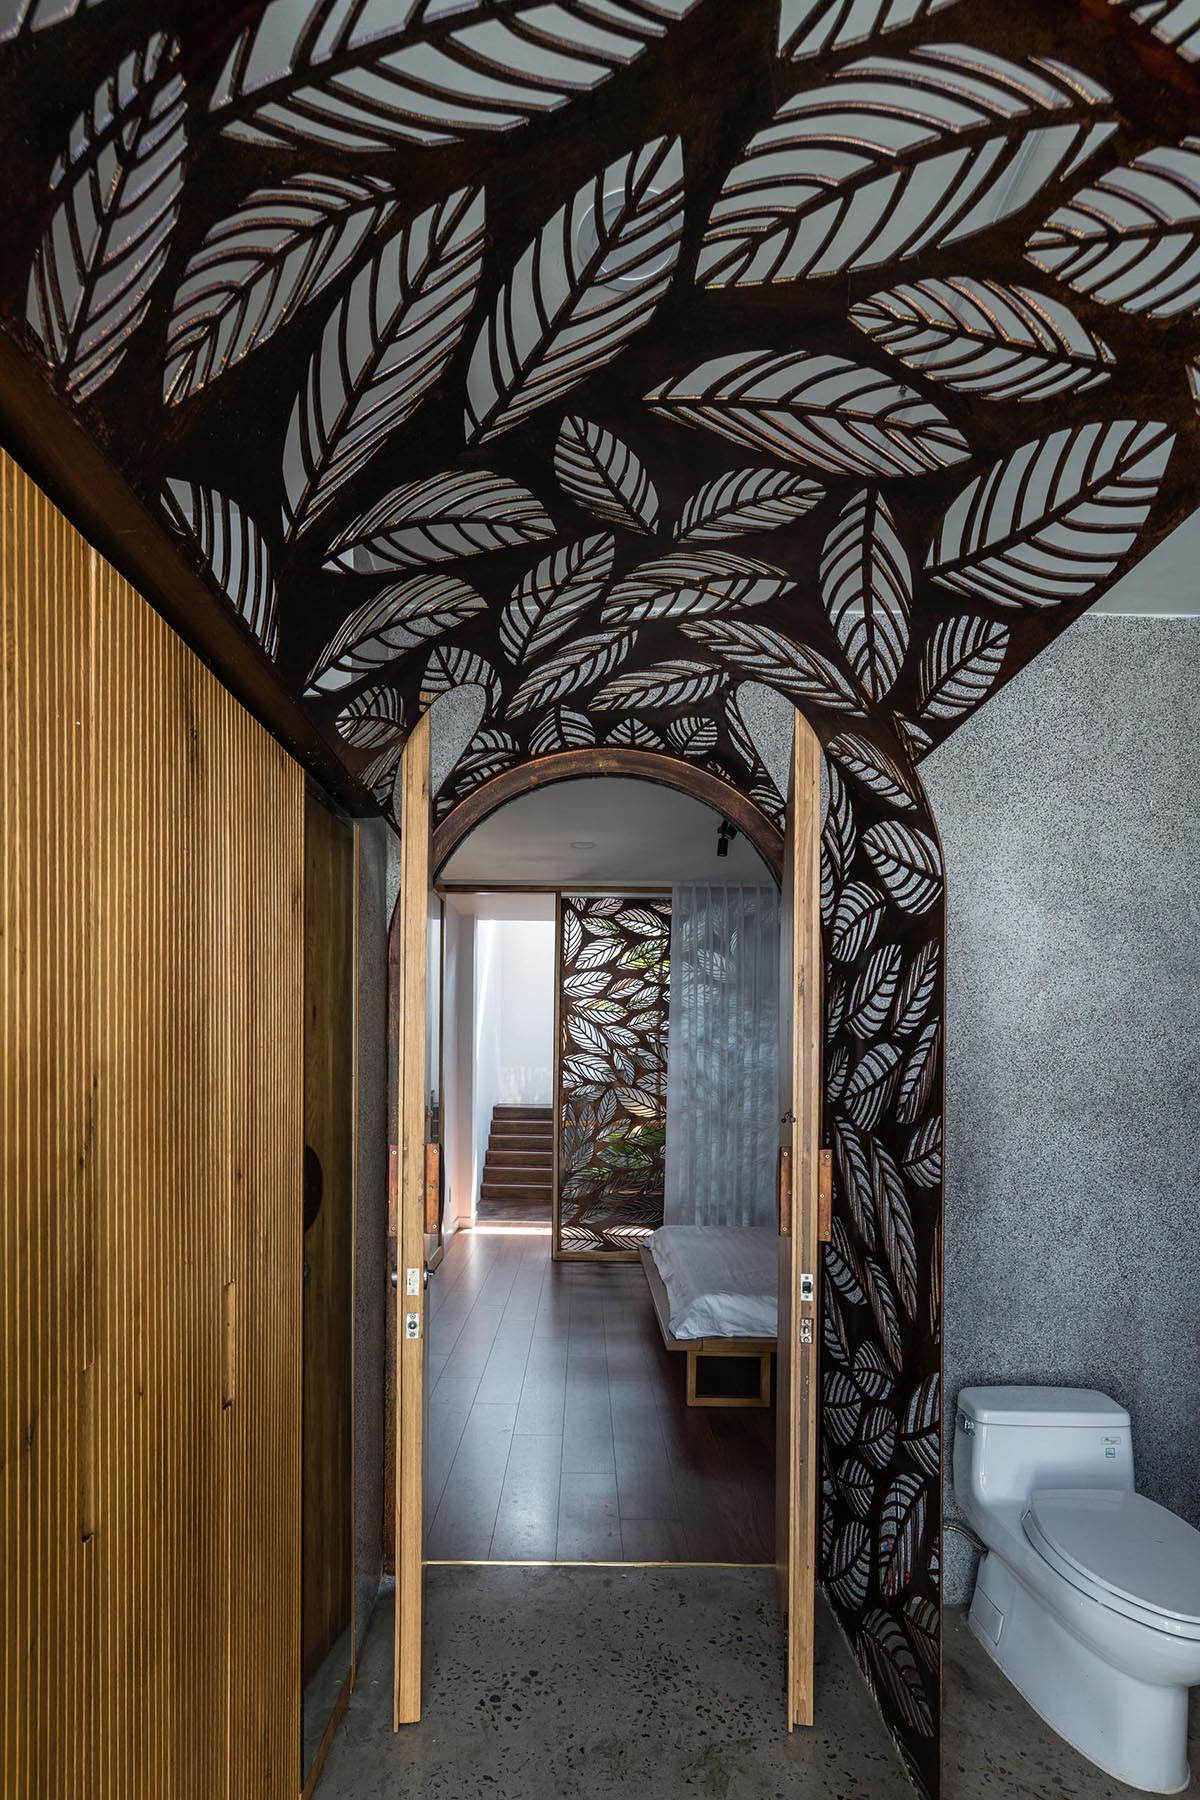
[1,450,304,1799]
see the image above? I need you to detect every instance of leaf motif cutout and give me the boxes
[466,136,684,443]
[591,659,724,710]
[423,645,501,715]
[861,1610,934,1736]
[1027,138,1200,318]
[843,1043,903,1131]
[211,0,702,151]
[927,420,1175,608]
[27,34,187,399]
[827,1218,866,1305]
[507,630,638,719]
[834,1118,877,1250]
[860,1401,899,1469]
[865,1256,905,1370]
[820,490,912,703]
[501,534,614,664]
[905,1596,940,1672]
[162,480,280,659]
[917,616,1008,720]
[666,715,718,758]
[847,944,903,1042]
[306,572,485,693]
[647,350,969,479]
[1105,1,1200,61]
[826,733,919,813]
[879,1472,927,1596]
[333,682,404,750]
[164,173,399,405]
[826,1369,865,1447]
[904,1115,942,1189]
[555,416,659,533]
[282,187,485,539]
[680,618,863,713]
[831,881,885,964]
[450,727,518,799]
[323,468,554,573]
[851,277,1115,402]
[896,1020,939,1126]
[827,1521,872,1611]
[823,764,857,891]
[892,942,939,1036]
[836,1456,876,1522]
[528,706,597,755]
[606,717,666,750]
[778,0,962,59]
[602,549,793,627]
[863,821,942,916]
[677,466,824,542]
[872,1142,918,1319]
[698,46,1114,286]
[1,0,101,39]
[902,1373,941,1480]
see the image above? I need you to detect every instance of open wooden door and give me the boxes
[777,712,822,1729]
[392,710,433,1728]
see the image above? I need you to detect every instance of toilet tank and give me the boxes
[954,1386,1133,1521]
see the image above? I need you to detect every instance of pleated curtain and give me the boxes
[663,882,780,1228]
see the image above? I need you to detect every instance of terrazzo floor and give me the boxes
[315,1567,913,1800]
[944,1604,1200,1797]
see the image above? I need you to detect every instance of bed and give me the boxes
[639,1225,778,1408]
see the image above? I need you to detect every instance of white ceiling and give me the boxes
[439,775,774,886]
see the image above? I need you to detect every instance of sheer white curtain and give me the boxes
[663,882,780,1227]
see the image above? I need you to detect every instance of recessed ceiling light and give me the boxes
[570,840,596,849]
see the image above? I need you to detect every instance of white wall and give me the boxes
[441,894,556,1222]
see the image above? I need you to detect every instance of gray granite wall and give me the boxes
[353,817,390,1651]
[921,616,1200,1605]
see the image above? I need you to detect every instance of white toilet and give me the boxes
[955,1386,1200,1794]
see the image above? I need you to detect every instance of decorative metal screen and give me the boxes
[555,893,670,1257]
[1,2,1198,1789]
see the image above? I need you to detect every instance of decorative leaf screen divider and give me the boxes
[0,1,1197,1789]
[556,893,671,1258]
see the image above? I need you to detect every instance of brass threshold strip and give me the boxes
[425,1559,773,1570]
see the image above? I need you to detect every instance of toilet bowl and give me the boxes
[955,1386,1200,1794]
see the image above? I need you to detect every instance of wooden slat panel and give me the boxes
[0,449,304,1799]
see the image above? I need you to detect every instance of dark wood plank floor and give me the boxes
[423,1227,775,1564]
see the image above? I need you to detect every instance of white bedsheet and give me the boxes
[647,1225,778,1341]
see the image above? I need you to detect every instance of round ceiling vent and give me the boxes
[573,185,674,289]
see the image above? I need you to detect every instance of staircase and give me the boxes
[477,1105,553,1224]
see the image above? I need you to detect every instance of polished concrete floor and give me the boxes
[425,1227,774,1563]
[316,1569,911,1800]
[944,1604,1200,1797]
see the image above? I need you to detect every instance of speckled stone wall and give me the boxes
[921,616,1200,1605]
[353,817,390,1650]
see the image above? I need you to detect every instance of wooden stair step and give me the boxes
[488,1133,551,1155]
[487,1146,552,1168]
[493,1105,552,1121]
[481,1182,552,1203]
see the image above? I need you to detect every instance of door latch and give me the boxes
[405,1311,420,1341]
[800,1319,813,1346]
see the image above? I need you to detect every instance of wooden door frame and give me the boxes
[778,714,823,1729]
[386,740,821,1730]
[390,711,432,1728]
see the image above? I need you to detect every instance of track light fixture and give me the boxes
[716,820,737,858]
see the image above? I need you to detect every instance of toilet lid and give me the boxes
[1025,1489,1200,1630]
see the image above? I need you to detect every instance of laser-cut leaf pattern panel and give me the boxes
[211,0,704,152]
[27,33,186,399]
[3,1,1199,1788]
[556,891,671,1256]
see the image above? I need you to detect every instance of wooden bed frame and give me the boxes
[638,1246,775,1409]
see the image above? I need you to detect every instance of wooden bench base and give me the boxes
[639,1246,774,1409]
